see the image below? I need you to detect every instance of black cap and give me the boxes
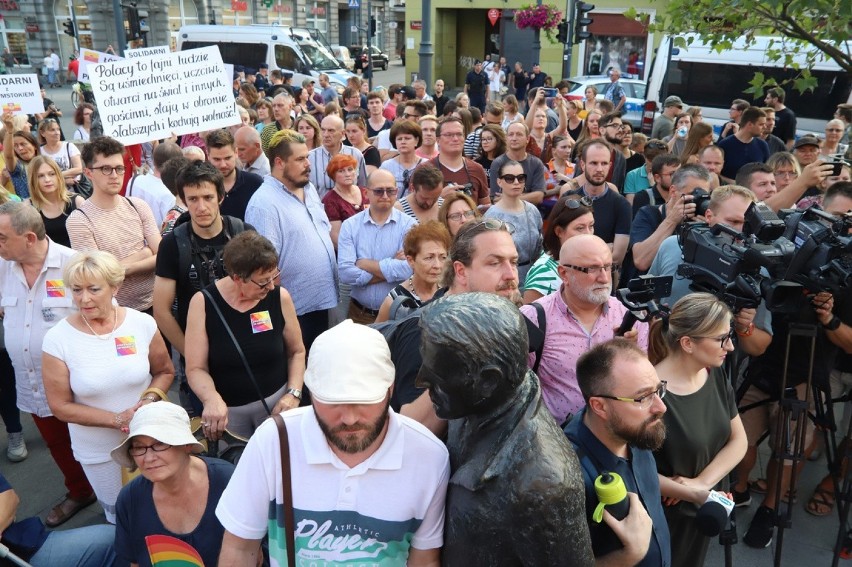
[259,63,269,69]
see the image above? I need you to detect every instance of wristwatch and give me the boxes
[822,316,842,331]
[285,388,302,400]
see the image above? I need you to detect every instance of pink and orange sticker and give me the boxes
[46,279,66,297]
[115,336,137,356]
[250,311,273,333]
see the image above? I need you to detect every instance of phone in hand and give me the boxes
[542,88,558,98]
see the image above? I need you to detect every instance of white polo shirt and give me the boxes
[0,239,77,416]
[216,406,449,567]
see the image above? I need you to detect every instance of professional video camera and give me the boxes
[677,202,798,312]
[780,205,852,294]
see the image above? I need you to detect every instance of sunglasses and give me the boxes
[565,196,593,209]
[371,187,398,197]
[499,174,527,184]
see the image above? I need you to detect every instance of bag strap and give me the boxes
[532,301,546,374]
[272,414,296,567]
[201,288,272,416]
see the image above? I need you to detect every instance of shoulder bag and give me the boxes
[272,414,296,567]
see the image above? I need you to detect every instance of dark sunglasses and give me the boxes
[499,174,527,184]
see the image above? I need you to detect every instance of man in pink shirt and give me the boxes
[520,234,649,425]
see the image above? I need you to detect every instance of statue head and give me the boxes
[417,292,528,419]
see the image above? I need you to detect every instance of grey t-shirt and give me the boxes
[489,153,547,196]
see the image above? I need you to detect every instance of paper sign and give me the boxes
[223,63,234,87]
[89,46,240,145]
[126,45,170,59]
[0,73,42,115]
[78,48,123,83]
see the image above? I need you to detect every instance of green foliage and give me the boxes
[632,0,851,92]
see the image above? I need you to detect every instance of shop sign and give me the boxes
[410,20,422,29]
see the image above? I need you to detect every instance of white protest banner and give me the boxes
[89,46,240,145]
[78,49,123,83]
[0,73,42,115]
[126,45,170,59]
[223,63,234,87]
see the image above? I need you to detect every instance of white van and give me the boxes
[643,34,852,136]
[177,24,356,95]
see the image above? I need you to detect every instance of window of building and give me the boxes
[222,0,254,26]
[1,15,30,66]
[268,0,295,27]
[169,0,200,49]
[306,1,328,33]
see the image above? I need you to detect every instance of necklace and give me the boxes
[81,308,118,340]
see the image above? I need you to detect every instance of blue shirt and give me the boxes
[245,175,338,315]
[338,207,416,310]
[716,135,770,180]
[565,409,671,567]
[604,81,626,106]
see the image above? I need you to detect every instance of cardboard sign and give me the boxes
[125,45,171,59]
[89,46,240,145]
[78,48,123,83]
[0,73,42,114]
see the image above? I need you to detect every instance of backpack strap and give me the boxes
[531,301,546,374]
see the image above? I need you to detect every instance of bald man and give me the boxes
[308,114,367,198]
[235,126,270,177]
[519,234,649,425]
[338,169,416,325]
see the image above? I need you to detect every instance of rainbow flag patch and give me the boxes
[114,336,137,356]
[145,534,204,566]
[45,279,65,297]
[250,310,273,333]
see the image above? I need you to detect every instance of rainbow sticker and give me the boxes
[250,310,273,333]
[83,50,99,63]
[1,103,22,112]
[145,534,204,566]
[45,279,65,297]
[115,336,137,356]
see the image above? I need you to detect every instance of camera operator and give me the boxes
[647,185,773,358]
[631,164,711,275]
[739,182,852,548]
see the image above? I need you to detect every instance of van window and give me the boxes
[275,45,303,73]
[666,60,851,121]
[181,41,267,69]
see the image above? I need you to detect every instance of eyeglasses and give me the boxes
[461,218,515,235]
[565,196,593,209]
[593,381,667,410]
[499,174,527,184]
[128,441,172,457]
[91,165,127,176]
[605,123,626,130]
[403,113,420,119]
[774,170,798,178]
[826,128,843,132]
[371,187,399,197]
[561,263,617,275]
[693,329,736,349]
[447,209,477,222]
[250,269,281,289]
[440,132,465,139]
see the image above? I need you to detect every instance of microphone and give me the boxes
[695,491,735,536]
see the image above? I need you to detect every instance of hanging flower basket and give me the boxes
[514,4,563,43]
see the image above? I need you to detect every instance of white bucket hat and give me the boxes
[110,401,204,470]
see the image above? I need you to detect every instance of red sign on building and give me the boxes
[487,9,501,26]
[231,0,248,11]
[410,20,422,30]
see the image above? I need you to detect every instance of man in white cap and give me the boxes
[216,320,450,567]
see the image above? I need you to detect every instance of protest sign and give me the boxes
[126,45,170,59]
[0,73,42,114]
[78,48,123,83]
[89,46,240,145]
[224,63,234,87]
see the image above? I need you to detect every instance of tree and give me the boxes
[626,0,851,94]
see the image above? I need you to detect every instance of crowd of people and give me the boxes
[0,58,850,567]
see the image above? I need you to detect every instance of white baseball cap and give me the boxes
[110,401,204,470]
[305,320,395,405]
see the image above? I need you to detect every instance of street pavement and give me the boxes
[2,60,848,566]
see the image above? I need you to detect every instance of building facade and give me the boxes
[1,0,402,77]
[403,0,659,89]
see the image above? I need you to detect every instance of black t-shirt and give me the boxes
[625,152,645,173]
[220,169,263,221]
[772,107,797,143]
[433,94,450,117]
[565,188,632,244]
[361,145,381,169]
[367,119,392,138]
[154,218,254,330]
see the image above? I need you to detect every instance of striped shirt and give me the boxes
[524,253,561,296]
[400,196,444,221]
[245,175,338,316]
[308,145,367,199]
[67,197,160,311]
[338,208,416,310]
[379,157,426,199]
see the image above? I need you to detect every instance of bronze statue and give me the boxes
[417,292,594,566]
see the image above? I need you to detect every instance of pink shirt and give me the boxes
[520,287,649,424]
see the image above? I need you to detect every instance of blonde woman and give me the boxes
[26,155,85,247]
[294,114,321,151]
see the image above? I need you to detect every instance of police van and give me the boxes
[177,24,356,95]
[643,34,852,137]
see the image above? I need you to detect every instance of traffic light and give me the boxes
[138,8,150,34]
[125,2,148,40]
[62,18,76,37]
[574,2,594,44]
[556,20,568,44]
[370,17,377,35]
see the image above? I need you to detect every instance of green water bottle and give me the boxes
[593,472,630,522]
